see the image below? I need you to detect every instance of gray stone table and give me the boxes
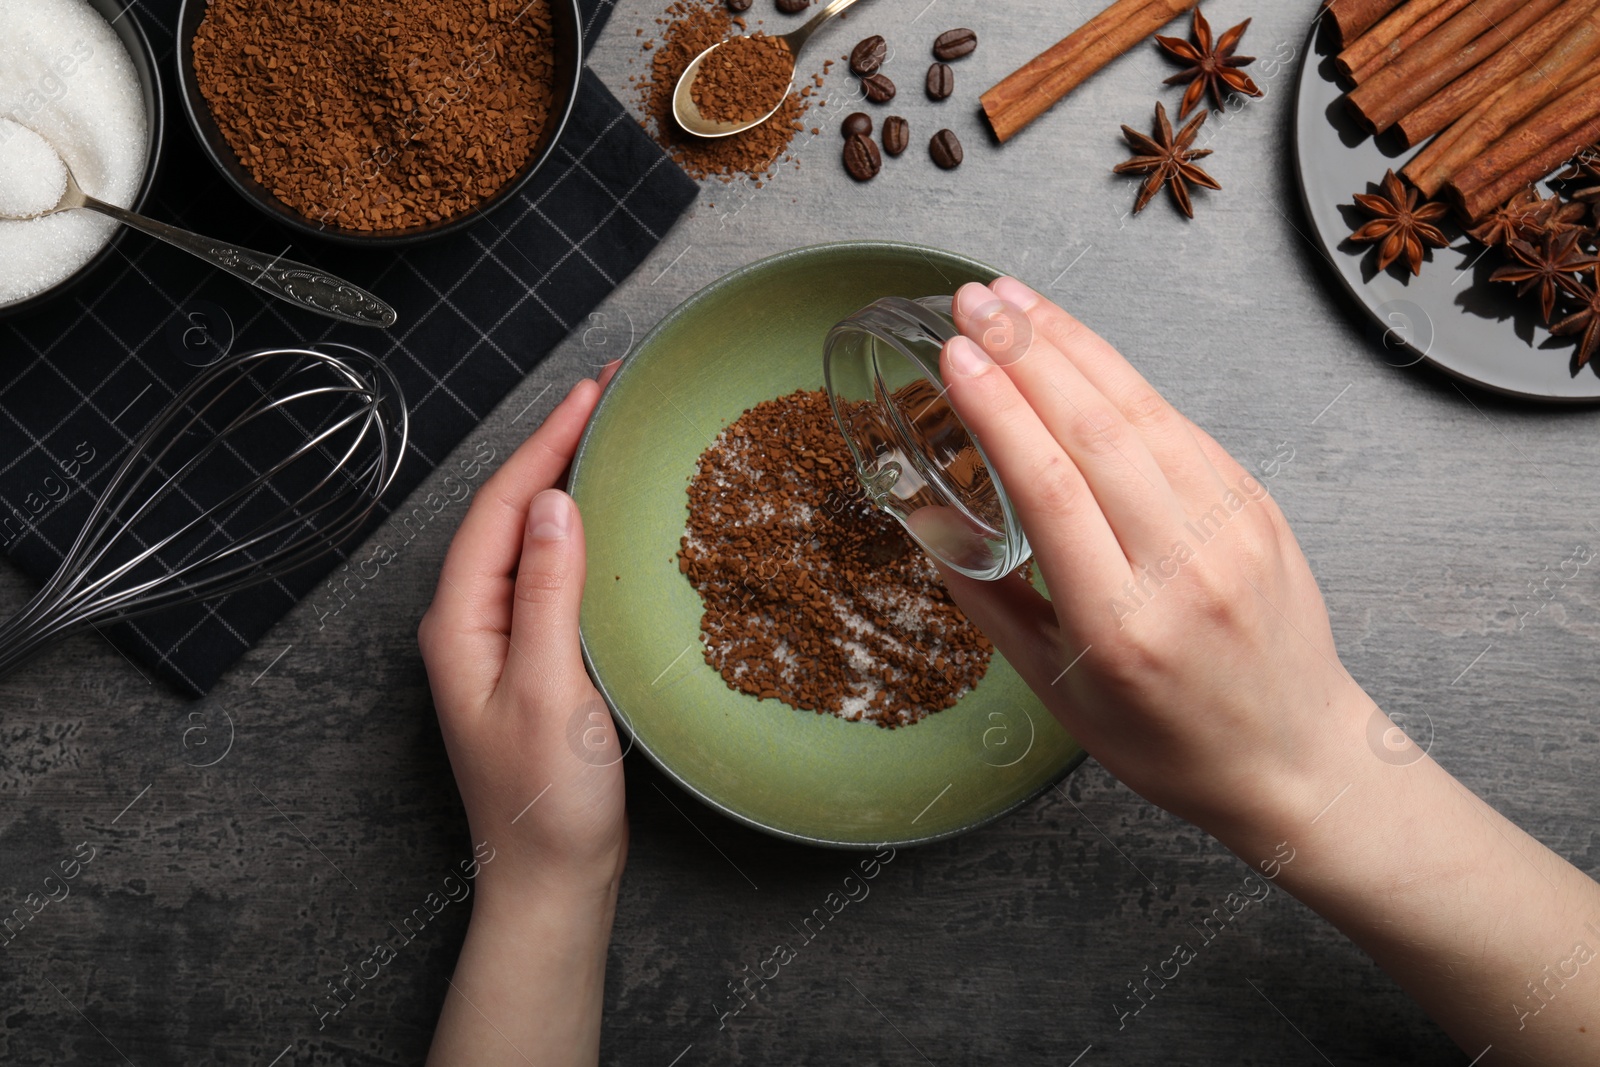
[2,0,1596,1064]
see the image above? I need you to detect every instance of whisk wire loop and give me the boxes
[0,345,409,681]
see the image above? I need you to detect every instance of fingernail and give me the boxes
[953,282,994,320]
[991,276,1041,311]
[946,335,993,378]
[528,489,572,541]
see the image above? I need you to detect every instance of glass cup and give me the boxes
[823,295,1031,581]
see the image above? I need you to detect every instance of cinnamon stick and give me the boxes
[1453,119,1600,221]
[980,0,1200,143]
[1349,0,1478,83]
[1337,0,1469,83]
[1392,0,1600,148]
[1405,11,1600,195]
[983,0,1167,102]
[1324,0,1407,47]
[1345,0,1564,134]
[1444,69,1600,221]
[1401,81,1515,189]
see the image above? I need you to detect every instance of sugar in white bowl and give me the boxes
[0,0,150,308]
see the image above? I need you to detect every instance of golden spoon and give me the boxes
[672,0,867,138]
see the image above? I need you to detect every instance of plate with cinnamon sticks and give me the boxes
[1294,0,1600,401]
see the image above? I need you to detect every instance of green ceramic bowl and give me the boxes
[568,242,1084,849]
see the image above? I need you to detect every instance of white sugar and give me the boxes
[0,0,149,307]
[0,120,67,217]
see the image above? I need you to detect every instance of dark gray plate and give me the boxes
[1291,19,1600,402]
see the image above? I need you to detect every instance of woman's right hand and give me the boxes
[932,280,1600,1067]
[934,277,1373,849]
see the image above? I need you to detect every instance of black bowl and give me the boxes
[174,0,584,248]
[0,0,165,321]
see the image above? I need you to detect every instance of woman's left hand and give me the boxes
[418,365,627,901]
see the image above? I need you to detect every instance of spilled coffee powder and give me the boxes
[635,0,828,184]
[193,0,556,232]
[678,390,994,728]
[689,33,793,125]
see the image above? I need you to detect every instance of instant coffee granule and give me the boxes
[192,0,556,232]
[635,0,828,184]
[689,33,793,125]
[678,390,994,729]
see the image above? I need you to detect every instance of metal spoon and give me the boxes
[1,136,397,329]
[673,0,866,138]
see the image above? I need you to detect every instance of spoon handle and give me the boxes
[83,198,398,329]
[784,0,867,56]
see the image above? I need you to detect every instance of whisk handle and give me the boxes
[84,198,398,329]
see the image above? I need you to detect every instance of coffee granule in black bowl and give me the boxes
[677,389,995,729]
[192,0,556,233]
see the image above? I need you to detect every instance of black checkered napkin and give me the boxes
[0,0,696,695]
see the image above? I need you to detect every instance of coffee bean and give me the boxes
[925,62,954,100]
[929,128,963,169]
[881,115,909,156]
[776,0,808,12]
[843,132,882,181]
[849,35,886,76]
[861,72,896,103]
[932,28,977,60]
[841,111,872,138]
[727,0,752,10]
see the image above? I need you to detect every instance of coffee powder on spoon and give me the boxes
[689,32,794,125]
[636,0,828,185]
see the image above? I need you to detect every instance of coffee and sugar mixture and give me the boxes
[679,389,994,729]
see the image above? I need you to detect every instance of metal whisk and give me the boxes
[0,345,408,679]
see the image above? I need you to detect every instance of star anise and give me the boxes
[1113,102,1221,218]
[1553,265,1600,370]
[1490,229,1600,324]
[1527,192,1590,239]
[1155,9,1261,119]
[1348,169,1450,276]
[1468,187,1543,248]
[1556,145,1600,203]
